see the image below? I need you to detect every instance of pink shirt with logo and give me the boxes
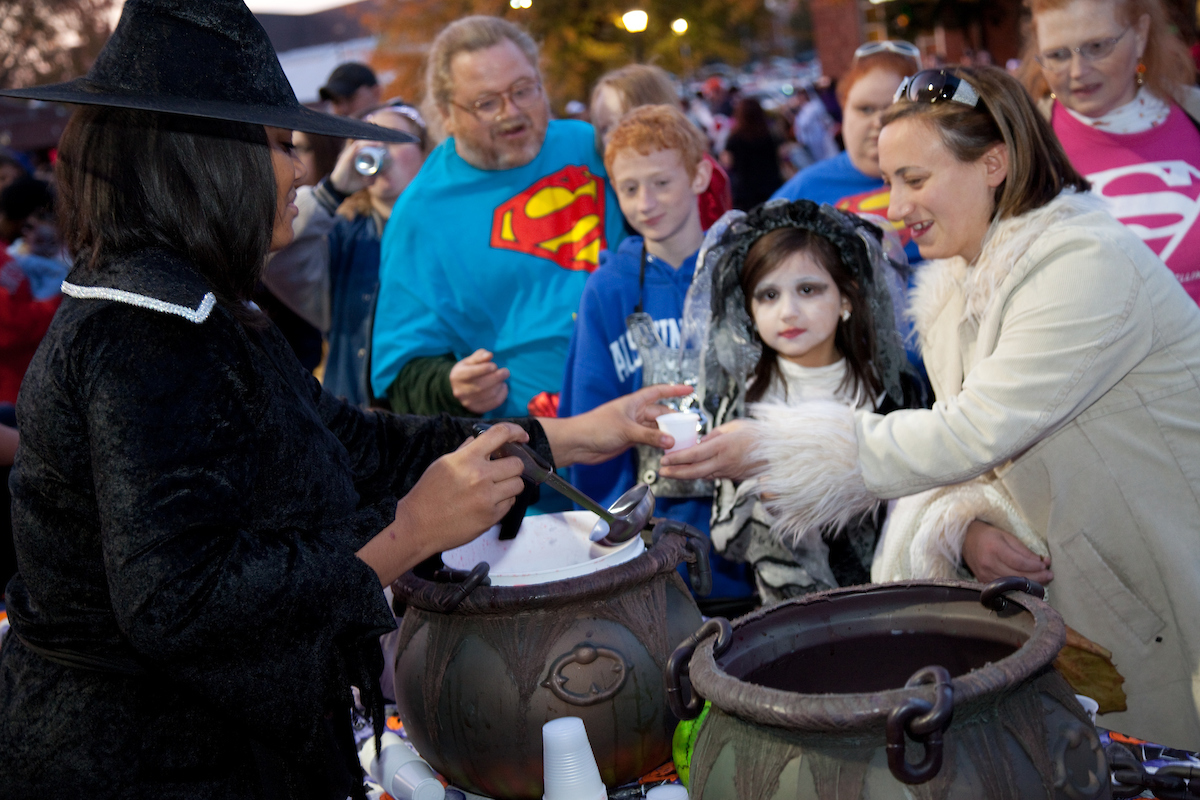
[1053,100,1200,304]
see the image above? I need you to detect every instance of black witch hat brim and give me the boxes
[0,0,415,145]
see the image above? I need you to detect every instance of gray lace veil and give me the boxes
[682,199,915,428]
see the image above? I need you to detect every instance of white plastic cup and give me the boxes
[1074,694,1100,724]
[360,731,446,800]
[657,411,701,454]
[542,717,607,800]
[647,784,689,799]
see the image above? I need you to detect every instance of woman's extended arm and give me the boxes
[539,383,690,467]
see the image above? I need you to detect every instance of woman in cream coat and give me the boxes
[661,65,1200,750]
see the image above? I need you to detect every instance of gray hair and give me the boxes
[427,16,540,112]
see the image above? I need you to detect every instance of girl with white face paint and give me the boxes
[693,201,926,604]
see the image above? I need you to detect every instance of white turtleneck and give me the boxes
[758,357,858,406]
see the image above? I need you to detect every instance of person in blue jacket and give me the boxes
[263,101,428,406]
[771,47,922,265]
[560,104,755,607]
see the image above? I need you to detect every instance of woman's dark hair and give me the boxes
[731,97,772,140]
[56,105,276,323]
[881,66,1090,221]
[741,227,882,405]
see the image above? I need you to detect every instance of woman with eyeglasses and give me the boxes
[1022,0,1200,304]
[662,65,1200,749]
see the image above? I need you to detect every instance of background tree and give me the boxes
[362,0,773,117]
[0,0,118,89]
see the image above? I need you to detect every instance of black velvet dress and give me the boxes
[0,249,552,799]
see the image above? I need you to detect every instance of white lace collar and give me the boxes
[60,281,216,324]
[1062,88,1170,134]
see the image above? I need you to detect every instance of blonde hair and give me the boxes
[603,104,707,180]
[882,66,1090,221]
[426,16,540,113]
[1022,0,1195,103]
[591,64,681,113]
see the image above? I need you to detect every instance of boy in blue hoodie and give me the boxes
[560,104,754,606]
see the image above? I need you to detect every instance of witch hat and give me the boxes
[0,0,414,144]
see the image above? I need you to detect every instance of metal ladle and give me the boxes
[472,424,655,545]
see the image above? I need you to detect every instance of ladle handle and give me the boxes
[471,423,618,525]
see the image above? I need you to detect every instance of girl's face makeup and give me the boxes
[750,249,849,368]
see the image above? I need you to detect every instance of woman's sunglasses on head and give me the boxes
[854,40,923,66]
[893,69,983,108]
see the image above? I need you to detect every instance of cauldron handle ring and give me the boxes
[433,561,490,613]
[543,645,629,706]
[652,518,712,597]
[665,617,733,720]
[886,665,954,785]
[980,576,1045,612]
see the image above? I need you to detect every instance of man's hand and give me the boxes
[450,349,510,414]
[540,384,692,466]
[658,419,767,482]
[962,520,1054,585]
[327,139,378,196]
[357,423,528,585]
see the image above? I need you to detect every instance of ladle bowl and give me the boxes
[590,484,656,545]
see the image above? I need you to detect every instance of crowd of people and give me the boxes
[2,0,1200,794]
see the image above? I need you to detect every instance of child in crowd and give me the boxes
[589,64,732,230]
[560,104,755,608]
[698,200,926,603]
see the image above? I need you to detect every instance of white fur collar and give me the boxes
[909,191,1104,343]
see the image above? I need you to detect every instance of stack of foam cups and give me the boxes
[359,731,446,800]
[542,717,608,800]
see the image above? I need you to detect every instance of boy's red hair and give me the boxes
[603,104,707,180]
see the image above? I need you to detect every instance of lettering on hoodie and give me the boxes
[608,317,682,383]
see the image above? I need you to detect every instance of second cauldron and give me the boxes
[667,578,1111,800]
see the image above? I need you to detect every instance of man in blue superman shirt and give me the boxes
[372,16,625,426]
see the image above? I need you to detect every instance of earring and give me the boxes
[1136,60,1146,86]
[841,308,851,322]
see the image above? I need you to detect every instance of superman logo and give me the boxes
[490,165,606,271]
[1087,160,1200,264]
[836,186,912,246]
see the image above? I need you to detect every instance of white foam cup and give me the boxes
[647,784,689,799]
[542,717,607,800]
[656,411,701,454]
[1074,694,1099,724]
[362,731,445,800]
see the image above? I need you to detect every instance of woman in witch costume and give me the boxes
[0,2,683,797]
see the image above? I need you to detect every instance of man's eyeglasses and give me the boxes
[1034,28,1130,73]
[452,79,543,120]
[854,40,922,66]
[894,69,983,108]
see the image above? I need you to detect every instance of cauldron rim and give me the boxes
[687,579,1066,733]
[392,525,690,614]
